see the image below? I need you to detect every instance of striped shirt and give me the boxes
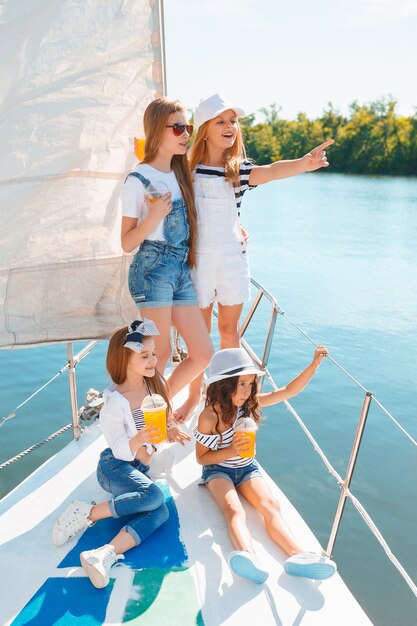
[132,407,157,454]
[193,420,254,468]
[131,407,145,431]
[194,160,256,213]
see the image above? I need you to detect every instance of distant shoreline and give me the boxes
[241,98,417,177]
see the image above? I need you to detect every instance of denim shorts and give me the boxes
[129,241,198,308]
[200,459,262,488]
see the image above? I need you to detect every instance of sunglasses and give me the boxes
[166,123,193,136]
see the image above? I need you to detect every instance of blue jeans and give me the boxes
[126,171,197,308]
[129,240,197,308]
[97,448,169,545]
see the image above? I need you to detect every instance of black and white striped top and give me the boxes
[131,407,145,431]
[132,407,158,455]
[194,159,256,213]
[193,421,254,468]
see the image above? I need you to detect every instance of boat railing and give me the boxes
[215,277,417,599]
[1,277,416,599]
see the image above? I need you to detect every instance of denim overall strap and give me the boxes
[125,172,151,187]
[163,197,190,248]
[125,171,189,248]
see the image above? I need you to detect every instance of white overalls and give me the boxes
[190,175,250,309]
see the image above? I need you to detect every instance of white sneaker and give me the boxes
[227,550,269,584]
[80,544,124,588]
[284,551,337,580]
[52,500,93,547]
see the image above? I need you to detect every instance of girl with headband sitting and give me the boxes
[52,319,190,589]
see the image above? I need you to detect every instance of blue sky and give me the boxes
[164,0,417,121]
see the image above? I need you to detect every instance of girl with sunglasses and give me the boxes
[174,94,333,422]
[194,345,337,584]
[121,97,213,404]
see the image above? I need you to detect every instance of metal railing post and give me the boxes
[261,307,278,369]
[67,343,80,440]
[325,391,373,557]
[240,289,263,338]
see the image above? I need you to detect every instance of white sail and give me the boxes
[0,0,165,348]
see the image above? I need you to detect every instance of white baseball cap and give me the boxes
[205,348,264,387]
[194,94,245,130]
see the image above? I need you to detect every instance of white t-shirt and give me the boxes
[122,163,182,241]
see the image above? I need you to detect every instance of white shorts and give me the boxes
[191,248,250,309]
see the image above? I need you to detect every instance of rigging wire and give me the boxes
[0,340,99,429]
[0,424,72,470]
[266,375,417,600]
[276,307,417,448]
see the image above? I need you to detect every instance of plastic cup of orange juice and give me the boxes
[145,181,170,203]
[141,394,167,443]
[235,416,257,458]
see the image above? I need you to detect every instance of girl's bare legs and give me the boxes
[169,305,213,398]
[207,478,253,551]
[174,304,213,423]
[174,302,244,423]
[238,477,302,556]
[217,303,244,349]
[108,530,136,554]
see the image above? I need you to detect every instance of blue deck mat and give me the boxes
[58,482,187,570]
[11,577,114,626]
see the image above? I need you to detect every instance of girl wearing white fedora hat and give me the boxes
[173,93,333,423]
[194,345,336,584]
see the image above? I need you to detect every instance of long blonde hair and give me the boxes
[107,327,172,418]
[141,98,197,268]
[189,119,247,187]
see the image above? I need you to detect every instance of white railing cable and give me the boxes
[263,371,417,599]
[347,489,417,598]
[371,396,416,447]
[0,340,100,429]
[0,367,67,428]
[263,369,345,486]
[276,308,417,448]
[240,281,417,598]
[0,423,72,470]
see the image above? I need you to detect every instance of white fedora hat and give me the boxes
[205,348,265,387]
[194,93,245,130]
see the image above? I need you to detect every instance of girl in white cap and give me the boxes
[174,94,333,422]
[194,344,337,584]
[52,320,190,589]
[121,97,213,409]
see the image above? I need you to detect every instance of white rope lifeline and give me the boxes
[280,391,417,599]
[277,309,417,448]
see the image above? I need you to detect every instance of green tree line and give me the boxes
[240,98,417,176]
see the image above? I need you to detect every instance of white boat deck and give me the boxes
[0,398,373,626]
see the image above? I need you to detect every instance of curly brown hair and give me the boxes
[205,376,262,442]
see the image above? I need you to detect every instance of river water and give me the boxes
[1,173,416,625]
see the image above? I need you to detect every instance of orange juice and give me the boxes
[235,416,257,458]
[145,181,169,204]
[141,394,167,443]
[237,430,256,458]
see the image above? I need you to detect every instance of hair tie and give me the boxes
[123,318,159,353]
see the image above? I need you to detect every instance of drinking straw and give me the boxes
[144,378,156,407]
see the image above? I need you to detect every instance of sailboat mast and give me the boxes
[159,0,168,96]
